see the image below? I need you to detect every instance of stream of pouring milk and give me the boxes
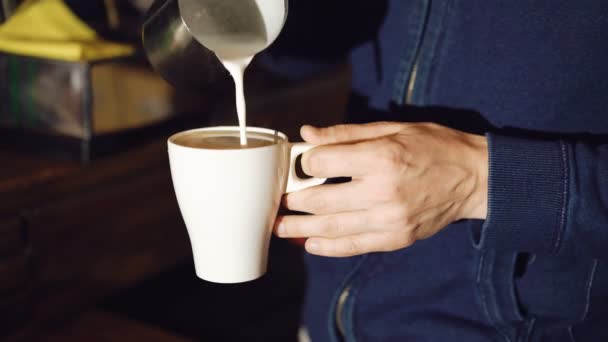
[221,58,253,146]
[200,0,286,146]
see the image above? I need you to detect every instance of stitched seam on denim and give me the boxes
[422,0,454,104]
[345,286,358,342]
[581,259,599,321]
[552,141,569,253]
[508,253,524,321]
[327,256,369,342]
[391,0,430,104]
[568,325,576,342]
[522,317,536,342]
[486,257,513,342]
[476,254,493,324]
[476,252,511,342]
[349,253,387,341]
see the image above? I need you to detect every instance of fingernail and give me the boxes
[307,240,319,251]
[301,125,318,137]
[277,224,286,236]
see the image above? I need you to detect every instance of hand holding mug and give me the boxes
[276,122,489,257]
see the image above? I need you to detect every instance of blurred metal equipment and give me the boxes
[142,0,227,90]
[0,54,181,161]
[141,0,288,89]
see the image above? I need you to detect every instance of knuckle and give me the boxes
[397,204,411,223]
[323,216,344,237]
[308,193,329,214]
[383,204,410,226]
[371,121,401,132]
[375,121,395,127]
[379,231,414,252]
[422,122,441,131]
[345,236,362,256]
[287,191,314,213]
[392,186,406,201]
[289,219,305,237]
[397,230,416,248]
[330,124,350,138]
[380,233,407,252]
[377,140,405,171]
[283,193,300,210]
[377,185,403,202]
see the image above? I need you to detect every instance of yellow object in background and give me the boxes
[0,0,134,61]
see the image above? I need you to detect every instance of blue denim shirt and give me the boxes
[267,1,608,341]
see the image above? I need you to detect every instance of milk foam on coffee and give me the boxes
[193,0,287,146]
[177,136,273,149]
[173,131,279,150]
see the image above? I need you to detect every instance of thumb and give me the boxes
[301,122,402,144]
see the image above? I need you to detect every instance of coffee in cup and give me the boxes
[172,130,277,150]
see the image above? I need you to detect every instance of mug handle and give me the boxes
[286,143,327,193]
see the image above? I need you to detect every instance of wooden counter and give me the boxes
[0,137,188,339]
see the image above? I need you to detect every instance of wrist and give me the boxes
[463,133,489,220]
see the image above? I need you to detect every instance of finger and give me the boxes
[301,122,402,145]
[275,211,376,239]
[283,181,373,215]
[301,140,381,178]
[305,233,410,257]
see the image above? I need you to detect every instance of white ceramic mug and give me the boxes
[168,126,325,283]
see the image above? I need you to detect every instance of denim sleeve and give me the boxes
[474,133,608,259]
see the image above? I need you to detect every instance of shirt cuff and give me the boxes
[473,133,569,254]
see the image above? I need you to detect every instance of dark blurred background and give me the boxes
[0,0,362,341]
